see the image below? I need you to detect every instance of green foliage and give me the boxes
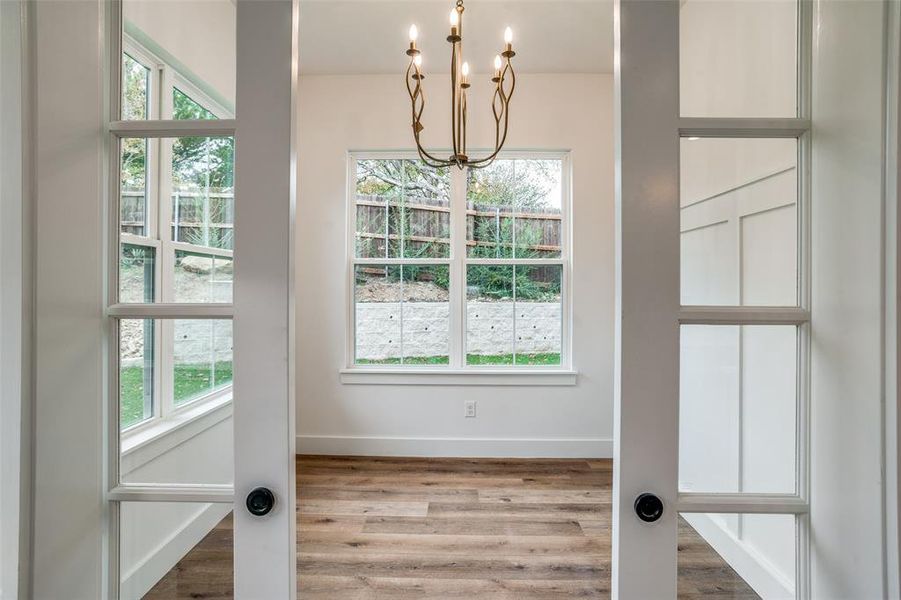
[354,158,562,299]
[467,159,558,211]
[467,352,561,365]
[466,265,561,302]
[356,356,450,365]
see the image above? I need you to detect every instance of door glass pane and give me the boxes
[173,320,233,407]
[119,319,233,485]
[120,502,233,599]
[681,138,798,306]
[466,265,515,365]
[171,136,235,251]
[680,0,797,117]
[118,135,235,304]
[679,325,797,494]
[122,0,236,118]
[174,250,233,303]
[514,265,562,365]
[678,513,796,599]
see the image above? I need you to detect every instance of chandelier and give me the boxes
[405,0,516,170]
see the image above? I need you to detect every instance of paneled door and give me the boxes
[613,0,812,597]
[105,0,297,597]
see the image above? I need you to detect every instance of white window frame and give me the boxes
[118,36,237,438]
[342,150,576,384]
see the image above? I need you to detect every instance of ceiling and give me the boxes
[298,0,613,75]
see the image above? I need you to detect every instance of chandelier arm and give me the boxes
[412,88,452,166]
[405,57,449,167]
[490,86,504,153]
[449,42,460,162]
[462,89,468,156]
[466,62,515,167]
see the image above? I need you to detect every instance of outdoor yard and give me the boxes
[120,361,233,428]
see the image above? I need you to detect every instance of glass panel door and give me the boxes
[107,1,297,597]
[614,0,810,597]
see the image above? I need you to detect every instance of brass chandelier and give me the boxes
[405,0,516,170]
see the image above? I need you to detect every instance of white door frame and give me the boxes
[232,1,298,596]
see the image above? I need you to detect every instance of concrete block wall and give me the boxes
[354,301,561,360]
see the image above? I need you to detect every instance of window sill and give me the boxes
[120,394,233,475]
[339,368,578,386]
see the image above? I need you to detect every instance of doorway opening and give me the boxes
[110,0,806,598]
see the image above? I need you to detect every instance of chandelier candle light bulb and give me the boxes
[404,0,517,169]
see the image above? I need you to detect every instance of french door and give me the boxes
[104,1,297,597]
[613,0,812,597]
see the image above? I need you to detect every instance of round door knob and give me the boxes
[634,492,664,523]
[246,487,275,516]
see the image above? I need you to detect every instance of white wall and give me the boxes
[295,73,613,457]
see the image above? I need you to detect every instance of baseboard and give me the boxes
[296,434,612,458]
[683,513,794,600]
[120,503,231,600]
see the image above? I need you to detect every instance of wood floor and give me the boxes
[146,456,758,599]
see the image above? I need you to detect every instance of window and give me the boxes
[118,39,235,431]
[349,154,569,370]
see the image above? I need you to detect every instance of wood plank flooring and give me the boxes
[145,456,758,599]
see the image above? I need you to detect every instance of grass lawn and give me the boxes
[120,362,233,429]
[356,353,560,366]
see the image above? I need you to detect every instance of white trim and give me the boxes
[108,485,233,504]
[346,151,572,371]
[296,434,611,458]
[119,503,231,600]
[679,306,810,325]
[884,2,901,596]
[679,117,810,138]
[107,303,233,319]
[109,119,236,138]
[678,493,808,515]
[339,368,578,386]
[120,394,232,474]
[0,0,32,596]
[683,513,795,600]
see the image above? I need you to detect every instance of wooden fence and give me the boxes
[355,194,562,258]
[121,190,235,249]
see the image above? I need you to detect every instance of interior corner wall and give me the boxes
[123,0,236,105]
[295,73,614,458]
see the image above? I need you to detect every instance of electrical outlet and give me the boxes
[464,400,476,418]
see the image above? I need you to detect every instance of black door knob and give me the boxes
[246,487,275,516]
[634,492,664,523]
